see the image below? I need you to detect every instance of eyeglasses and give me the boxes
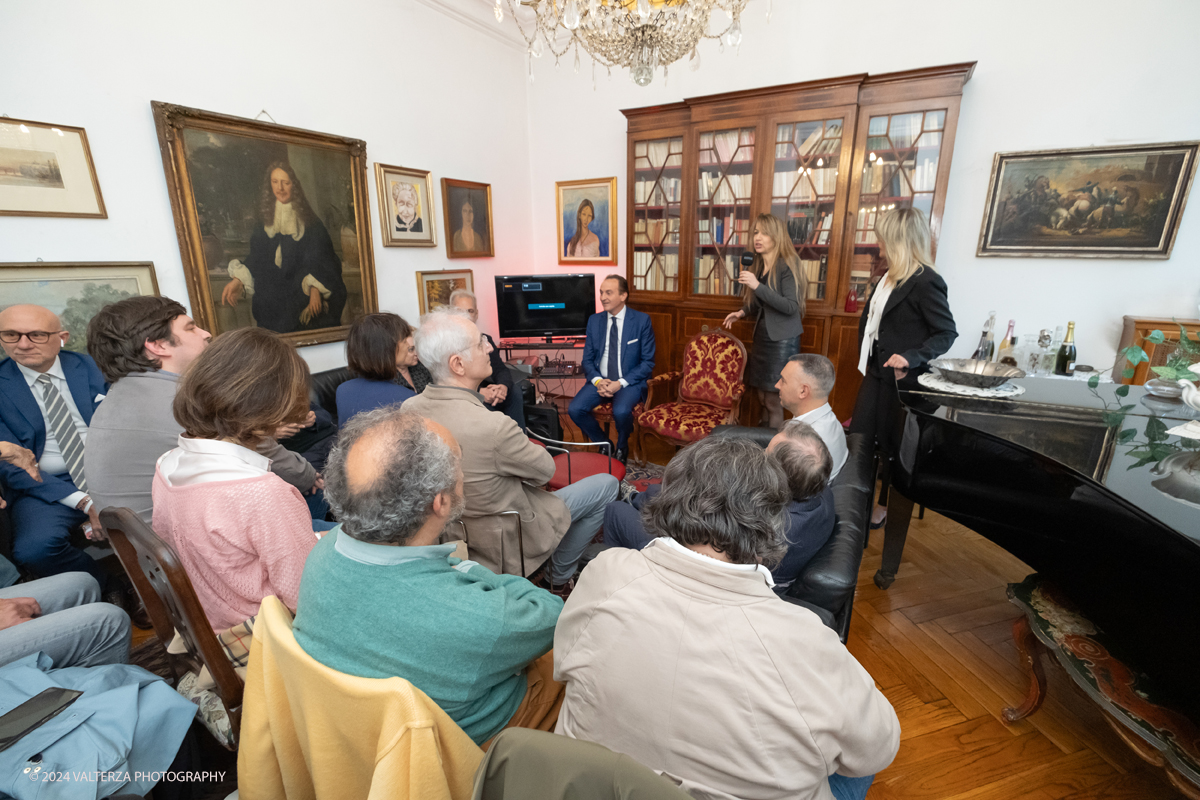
[0,330,63,344]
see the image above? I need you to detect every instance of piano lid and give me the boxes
[900,377,1200,542]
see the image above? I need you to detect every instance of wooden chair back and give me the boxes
[100,507,244,738]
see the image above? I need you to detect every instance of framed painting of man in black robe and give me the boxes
[152,102,378,346]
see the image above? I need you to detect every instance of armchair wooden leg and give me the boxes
[1003,615,1048,723]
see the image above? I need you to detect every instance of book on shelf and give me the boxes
[633,250,678,292]
[774,166,837,200]
[693,253,739,295]
[700,129,755,165]
[698,173,752,203]
[801,259,822,300]
[854,208,879,244]
[635,177,682,205]
[642,217,680,246]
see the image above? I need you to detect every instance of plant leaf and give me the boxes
[1149,443,1177,460]
[1088,374,1100,389]
[1125,346,1149,365]
[1178,323,1200,355]
[1146,417,1169,443]
[1115,384,1129,397]
[1151,366,1182,381]
[1118,428,1137,443]
[1123,367,1136,379]
[1128,455,1158,470]
[1103,411,1127,427]
[1146,330,1165,344]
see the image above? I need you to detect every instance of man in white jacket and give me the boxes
[554,436,899,800]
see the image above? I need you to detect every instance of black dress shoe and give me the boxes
[104,577,152,630]
[614,447,628,465]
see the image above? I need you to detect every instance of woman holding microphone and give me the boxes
[723,213,805,430]
[851,208,957,528]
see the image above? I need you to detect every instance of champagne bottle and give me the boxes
[971,311,996,361]
[1054,321,1077,376]
[996,320,1016,364]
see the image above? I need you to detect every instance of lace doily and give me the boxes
[917,372,1027,398]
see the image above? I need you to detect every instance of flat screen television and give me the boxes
[495,274,596,340]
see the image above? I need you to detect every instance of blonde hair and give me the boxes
[742,213,805,316]
[392,181,421,217]
[875,207,934,286]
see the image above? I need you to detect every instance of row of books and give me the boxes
[772,167,838,200]
[698,173,752,203]
[634,217,681,246]
[800,257,827,300]
[776,127,842,159]
[699,130,755,165]
[693,254,740,296]
[698,215,750,247]
[634,178,683,205]
[634,139,684,170]
[633,250,679,292]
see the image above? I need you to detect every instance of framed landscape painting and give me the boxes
[152,101,378,346]
[0,262,158,357]
[557,177,617,266]
[375,163,436,247]
[441,178,493,258]
[0,118,106,217]
[416,269,473,315]
[977,142,1199,258]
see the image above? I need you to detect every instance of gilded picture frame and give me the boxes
[977,141,1199,259]
[151,101,378,346]
[0,117,106,218]
[375,163,437,247]
[0,262,158,357]
[416,269,474,315]
[557,176,617,266]
[441,178,494,258]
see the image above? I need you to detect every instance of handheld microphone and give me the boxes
[740,252,755,268]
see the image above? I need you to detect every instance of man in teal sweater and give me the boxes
[292,405,565,745]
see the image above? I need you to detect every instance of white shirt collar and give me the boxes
[16,356,65,387]
[794,402,833,424]
[609,305,627,322]
[656,537,775,587]
[174,435,272,471]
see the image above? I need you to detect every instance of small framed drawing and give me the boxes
[0,118,106,217]
[0,262,158,356]
[441,178,493,258]
[977,141,1199,259]
[416,269,473,315]
[375,163,436,247]
[557,177,617,265]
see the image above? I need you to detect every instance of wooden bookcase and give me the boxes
[623,63,975,421]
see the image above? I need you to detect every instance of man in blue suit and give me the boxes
[568,275,655,463]
[0,304,112,589]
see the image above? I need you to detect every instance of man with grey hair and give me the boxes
[406,309,618,596]
[555,435,898,800]
[776,353,848,478]
[292,406,567,745]
[450,288,524,428]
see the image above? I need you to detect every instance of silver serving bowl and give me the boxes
[930,358,1026,389]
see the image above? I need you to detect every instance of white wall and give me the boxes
[524,0,1200,368]
[0,0,534,371]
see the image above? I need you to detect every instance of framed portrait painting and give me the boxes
[441,178,493,258]
[0,117,106,217]
[977,141,1199,259]
[151,101,378,346]
[0,262,158,358]
[416,270,473,315]
[557,177,617,266]
[375,163,436,247]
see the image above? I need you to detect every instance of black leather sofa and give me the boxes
[711,426,876,643]
[309,367,352,426]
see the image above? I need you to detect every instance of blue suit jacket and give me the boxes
[581,308,655,387]
[0,352,108,504]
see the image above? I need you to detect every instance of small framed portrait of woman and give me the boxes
[557,177,617,266]
[375,163,436,247]
[441,178,494,258]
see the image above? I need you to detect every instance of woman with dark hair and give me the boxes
[722,213,805,429]
[566,198,601,258]
[335,312,418,428]
[152,327,322,630]
[220,161,348,333]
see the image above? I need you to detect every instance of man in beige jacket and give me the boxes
[406,309,617,593]
[554,436,899,800]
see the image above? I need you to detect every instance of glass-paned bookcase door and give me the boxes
[772,118,845,304]
[632,136,683,293]
[849,109,946,301]
[694,127,755,296]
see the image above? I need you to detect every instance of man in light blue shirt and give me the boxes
[777,353,848,479]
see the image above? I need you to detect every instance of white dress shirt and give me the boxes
[789,402,849,479]
[17,358,90,509]
[656,537,775,587]
[157,435,273,487]
[858,276,895,375]
[594,305,629,388]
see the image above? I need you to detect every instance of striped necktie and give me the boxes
[36,374,88,492]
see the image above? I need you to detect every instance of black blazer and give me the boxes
[856,266,957,371]
[743,263,803,341]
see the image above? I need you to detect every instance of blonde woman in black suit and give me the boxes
[851,208,957,528]
[723,213,805,429]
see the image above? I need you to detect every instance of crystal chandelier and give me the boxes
[493,0,763,87]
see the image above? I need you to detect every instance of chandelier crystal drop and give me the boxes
[494,0,755,87]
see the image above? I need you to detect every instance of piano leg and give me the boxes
[1003,615,1047,723]
[873,490,915,589]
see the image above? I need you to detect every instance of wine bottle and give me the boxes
[1054,321,1077,376]
[971,311,996,361]
[996,320,1015,364]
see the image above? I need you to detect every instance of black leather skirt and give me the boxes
[745,322,800,393]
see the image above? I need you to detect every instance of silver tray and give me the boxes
[930,358,1026,389]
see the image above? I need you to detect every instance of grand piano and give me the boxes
[875,375,1200,755]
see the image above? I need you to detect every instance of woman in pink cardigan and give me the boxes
[152,327,320,631]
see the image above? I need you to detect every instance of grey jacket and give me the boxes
[743,263,803,341]
[84,370,317,523]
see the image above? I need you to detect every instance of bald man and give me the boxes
[293,405,565,745]
[0,304,112,590]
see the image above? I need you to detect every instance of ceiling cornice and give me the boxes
[410,0,527,52]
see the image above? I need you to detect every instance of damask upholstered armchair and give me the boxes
[636,328,748,453]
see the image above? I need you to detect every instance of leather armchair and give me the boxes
[309,367,352,427]
[711,427,876,643]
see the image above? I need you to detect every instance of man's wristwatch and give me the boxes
[76,496,94,514]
